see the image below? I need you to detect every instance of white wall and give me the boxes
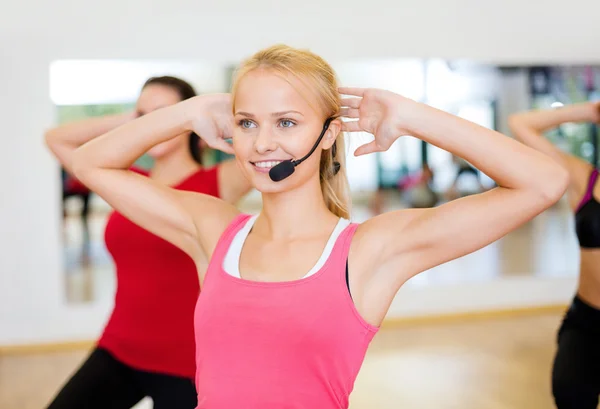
[3,0,600,63]
[2,0,599,345]
[50,61,231,105]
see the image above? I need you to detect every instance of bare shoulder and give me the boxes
[565,153,593,181]
[350,208,426,272]
[345,208,427,326]
[563,154,594,207]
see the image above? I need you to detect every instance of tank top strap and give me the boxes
[590,168,599,190]
[208,213,253,272]
[577,168,599,212]
[328,222,360,281]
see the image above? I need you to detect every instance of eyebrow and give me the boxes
[235,110,304,118]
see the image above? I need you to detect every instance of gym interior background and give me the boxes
[1,1,600,408]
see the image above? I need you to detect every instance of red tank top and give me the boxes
[193,214,379,408]
[98,166,220,379]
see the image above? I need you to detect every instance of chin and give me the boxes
[146,152,163,160]
[250,174,291,194]
[251,170,315,196]
[240,167,285,194]
[147,139,181,159]
[146,146,169,159]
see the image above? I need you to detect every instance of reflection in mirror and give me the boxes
[50,60,599,307]
[50,61,234,305]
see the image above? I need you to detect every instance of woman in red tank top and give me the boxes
[44,76,252,409]
[70,46,568,408]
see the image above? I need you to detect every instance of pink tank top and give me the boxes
[193,214,379,408]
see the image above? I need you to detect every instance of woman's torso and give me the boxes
[193,214,378,408]
[99,165,220,379]
[573,168,600,308]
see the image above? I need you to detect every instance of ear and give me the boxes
[322,118,342,150]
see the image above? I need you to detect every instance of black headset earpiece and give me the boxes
[331,141,341,177]
[332,161,341,176]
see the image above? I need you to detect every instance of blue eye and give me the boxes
[239,119,256,129]
[280,119,295,128]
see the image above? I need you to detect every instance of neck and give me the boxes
[150,146,200,185]
[256,175,339,240]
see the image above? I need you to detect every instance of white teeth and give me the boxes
[254,161,282,169]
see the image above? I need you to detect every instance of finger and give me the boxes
[354,140,383,156]
[341,98,361,109]
[340,120,363,132]
[212,139,235,155]
[221,118,234,139]
[339,107,359,118]
[339,87,365,97]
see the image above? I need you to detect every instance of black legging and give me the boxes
[46,348,197,409]
[552,296,600,409]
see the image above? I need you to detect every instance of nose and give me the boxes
[254,127,277,155]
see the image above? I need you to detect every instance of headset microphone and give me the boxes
[269,118,338,182]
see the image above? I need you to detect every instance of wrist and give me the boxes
[553,102,597,123]
[586,101,600,123]
[179,96,206,131]
[394,96,428,136]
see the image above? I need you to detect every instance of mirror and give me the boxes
[50,60,599,309]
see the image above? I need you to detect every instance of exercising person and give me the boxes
[510,101,600,409]
[44,76,252,409]
[70,45,568,408]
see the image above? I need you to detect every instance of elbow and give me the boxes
[537,161,569,205]
[71,147,94,182]
[43,128,58,151]
[507,115,524,138]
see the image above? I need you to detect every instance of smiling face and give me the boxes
[232,69,338,194]
[229,44,351,218]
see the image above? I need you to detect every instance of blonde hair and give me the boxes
[231,44,351,219]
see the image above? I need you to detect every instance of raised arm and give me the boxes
[340,88,569,324]
[45,112,135,174]
[508,102,600,201]
[71,95,239,265]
